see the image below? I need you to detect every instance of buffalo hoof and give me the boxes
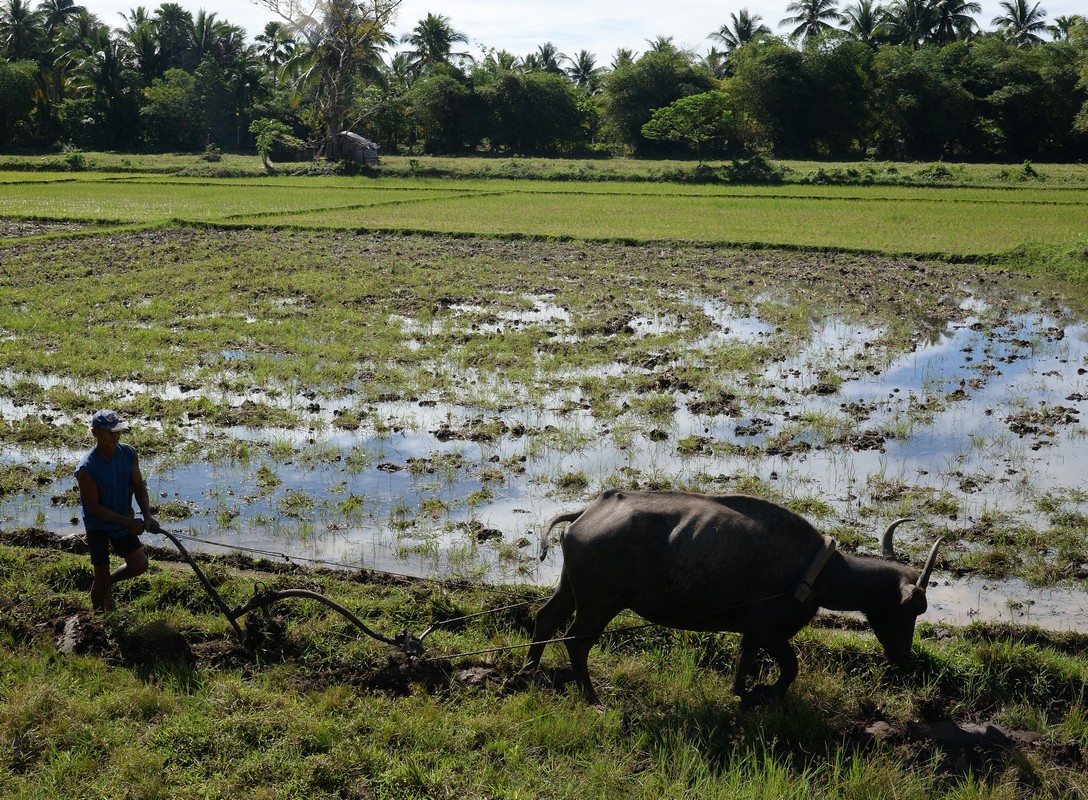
[739,685,785,709]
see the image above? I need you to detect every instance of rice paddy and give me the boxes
[2,165,1088,798]
[1,213,1086,628]
[2,171,1087,256]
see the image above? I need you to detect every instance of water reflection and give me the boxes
[3,284,1087,628]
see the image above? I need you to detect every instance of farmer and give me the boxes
[75,409,158,611]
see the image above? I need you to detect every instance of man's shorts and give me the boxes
[87,529,143,566]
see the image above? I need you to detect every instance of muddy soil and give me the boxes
[3,229,1087,621]
[0,219,90,238]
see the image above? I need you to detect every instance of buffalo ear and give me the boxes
[900,583,927,614]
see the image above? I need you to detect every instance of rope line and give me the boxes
[423,591,793,662]
[154,530,548,604]
[76,527,800,663]
[150,530,793,662]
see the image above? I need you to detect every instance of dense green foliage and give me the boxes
[2,1,1087,160]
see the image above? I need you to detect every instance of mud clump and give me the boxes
[53,612,111,656]
[861,717,1084,778]
[832,430,888,452]
[3,528,86,554]
[118,619,195,671]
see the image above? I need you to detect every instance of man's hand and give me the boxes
[124,517,144,537]
[143,515,161,534]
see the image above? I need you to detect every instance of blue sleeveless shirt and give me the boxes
[76,443,136,538]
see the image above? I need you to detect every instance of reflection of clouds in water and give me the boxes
[6,288,1088,622]
[926,577,1088,632]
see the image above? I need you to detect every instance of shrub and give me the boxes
[721,154,784,184]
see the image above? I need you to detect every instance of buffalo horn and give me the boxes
[916,537,945,589]
[880,517,914,559]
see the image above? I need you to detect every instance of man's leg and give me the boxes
[91,563,114,611]
[88,531,114,611]
[111,546,148,586]
[90,537,147,611]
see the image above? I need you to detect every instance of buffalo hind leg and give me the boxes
[562,606,619,705]
[524,570,576,671]
[734,632,798,706]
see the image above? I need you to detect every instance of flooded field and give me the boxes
[1,231,1086,629]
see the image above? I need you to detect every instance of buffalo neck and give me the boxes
[814,551,915,612]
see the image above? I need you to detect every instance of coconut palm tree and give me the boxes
[780,0,844,43]
[152,2,193,68]
[565,49,603,91]
[385,49,413,86]
[74,23,134,134]
[611,47,635,69]
[710,8,771,52]
[523,41,564,73]
[118,5,150,35]
[992,0,1047,46]
[931,0,980,43]
[702,46,729,79]
[124,17,159,81]
[255,20,294,89]
[65,6,95,42]
[476,46,517,76]
[1047,14,1084,40]
[35,0,83,104]
[192,11,244,67]
[191,9,219,61]
[399,12,468,75]
[287,0,394,157]
[38,0,80,37]
[644,35,677,53]
[884,0,938,47]
[841,0,887,44]
[1,0,45,60]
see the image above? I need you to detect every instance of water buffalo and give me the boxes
[525,489,943,704]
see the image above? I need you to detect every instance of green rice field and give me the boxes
[2,171,1086,256]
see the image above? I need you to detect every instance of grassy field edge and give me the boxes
[2,532,1087,799]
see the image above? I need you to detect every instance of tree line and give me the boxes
[2,0,1087,161]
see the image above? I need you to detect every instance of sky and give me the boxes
[86,0,1082,62]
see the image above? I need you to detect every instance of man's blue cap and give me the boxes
[91,409,130,432]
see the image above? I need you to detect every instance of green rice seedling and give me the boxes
[387,497,416,532]
[337,492,367,521]
[278,490,315,520]
[0,464,46,498]
[465,487,494,508]
[624,392,677,423]
[297,442,341,468]
[343,446,377,473]
[676,434,716,457]
[417,497,447,520]
[254,465,281,492]
[216,507,239,528]
[267,439,295,462]
[247,184,1088,256]
[784,495,835,520]
[555,470,590,495]
[730,472,778,499]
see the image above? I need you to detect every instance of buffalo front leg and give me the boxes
[762,634,799,702]
[733,633,760,699]
[524,570,576,671]
[734,632,798,705]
